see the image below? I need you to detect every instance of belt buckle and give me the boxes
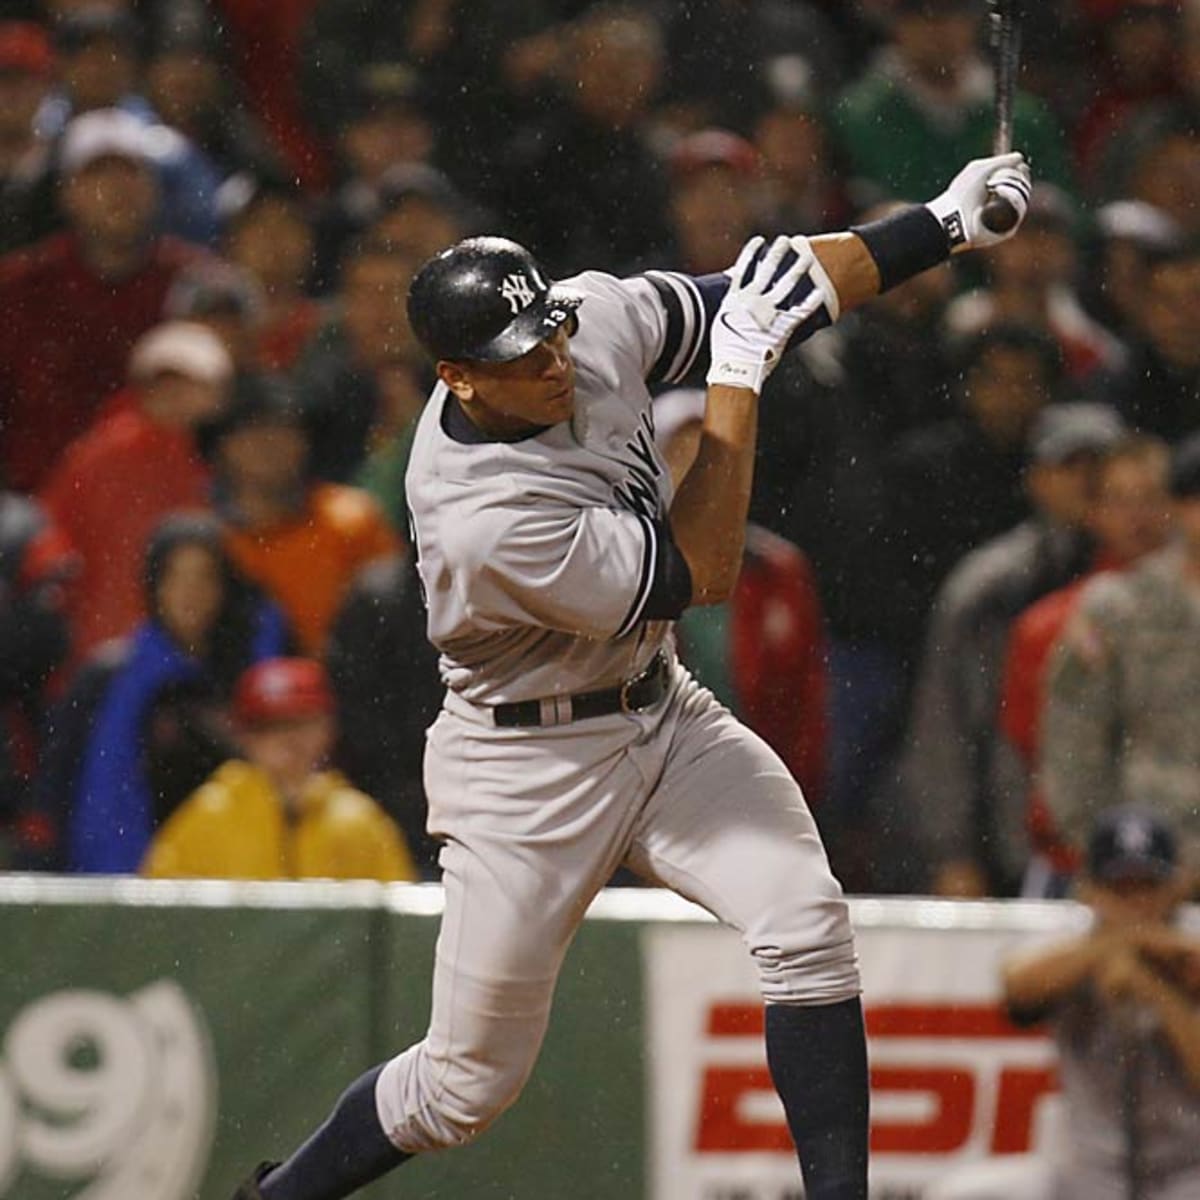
[620,653,662,714]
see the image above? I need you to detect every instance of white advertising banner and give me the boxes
[643,901,1088,1200]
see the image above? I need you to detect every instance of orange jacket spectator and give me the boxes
[223,483,398,654]
[40,323,233,659]
[209,372,400,653]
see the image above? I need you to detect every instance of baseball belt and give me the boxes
[492,651,671,728]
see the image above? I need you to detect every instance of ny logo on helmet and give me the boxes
[500,273,537,315]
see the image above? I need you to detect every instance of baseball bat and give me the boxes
[981,0,1022,234]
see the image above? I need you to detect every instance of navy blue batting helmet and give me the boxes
[406,236,580,363]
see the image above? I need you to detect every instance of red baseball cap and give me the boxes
[0,22,54,76]
[669,129,759,180]
[233,658,334,728]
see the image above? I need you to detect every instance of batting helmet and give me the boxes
[406,236,581,363]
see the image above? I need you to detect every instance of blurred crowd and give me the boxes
[0,0,1199,894]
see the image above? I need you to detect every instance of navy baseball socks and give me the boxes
[248,1005,867,1200]
[255,1064,409,1200]
[765,997,870,1200]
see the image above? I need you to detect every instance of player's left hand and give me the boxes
[926,152,1033,253]
[707,234,826,394]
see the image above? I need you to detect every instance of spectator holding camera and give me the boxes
[1002,807,1200,1200]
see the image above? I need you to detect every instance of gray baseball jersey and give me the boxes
[405,266,831,704]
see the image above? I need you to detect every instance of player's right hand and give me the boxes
[706,235,825,395]
[926,152,1033,252]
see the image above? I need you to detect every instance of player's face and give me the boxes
[443,326,576,437]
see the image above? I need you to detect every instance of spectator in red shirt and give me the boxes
[0,108,207,490]
[1074,0,1183,184]
[40,320,233,660]
[654,388,828,808]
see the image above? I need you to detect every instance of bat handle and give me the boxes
[981,190,1020,234]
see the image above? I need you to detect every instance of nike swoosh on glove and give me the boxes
[707,234,829,394]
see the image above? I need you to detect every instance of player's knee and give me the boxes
[749,893,861,1005]
[378,1043,535,1153]
[430,1058,531,1148]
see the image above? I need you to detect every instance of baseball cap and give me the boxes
[1029,403,1125,465]
[346,61,426,121]
[233,658,334,729]
[59,108,155,175]
[1087,806,1178,884]
[165,262,264,323]
[669,129,759,180]
[127,321,233,386]
[0,21,54,76]
[1168,431,1200,498]
[204,371,305,452]
[52,5,138,53]
[378,162,467,214]
[1095,200,1181,251]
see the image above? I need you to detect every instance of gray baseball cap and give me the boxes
[1029,403,1125,465]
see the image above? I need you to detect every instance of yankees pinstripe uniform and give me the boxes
[382,263,858,1147]
[234,150,1033,1200]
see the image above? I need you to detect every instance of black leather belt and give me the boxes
[492,652,670,728]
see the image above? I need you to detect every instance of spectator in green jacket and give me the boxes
[833,0,1073,205]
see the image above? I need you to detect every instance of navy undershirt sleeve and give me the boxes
[642,521,693,619]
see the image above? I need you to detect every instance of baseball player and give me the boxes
[233,152,1032,1200]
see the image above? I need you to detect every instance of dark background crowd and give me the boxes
[1,0,1199,896]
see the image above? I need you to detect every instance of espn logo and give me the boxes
[694,1002,1058,1157]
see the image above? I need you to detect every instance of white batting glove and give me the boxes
[707,235,827,394]
[926,152,1033,252]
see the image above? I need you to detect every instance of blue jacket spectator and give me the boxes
[55,513,288,873]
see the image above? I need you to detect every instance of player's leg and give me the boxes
[241,708,647,1200]
[626,676,867,1200]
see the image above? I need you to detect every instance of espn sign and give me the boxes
[645,920,1064,1199]
[695,1002,1056,1157]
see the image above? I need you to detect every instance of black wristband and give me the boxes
[850,204,952,293]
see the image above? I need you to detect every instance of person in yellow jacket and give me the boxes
[142,656,417,881]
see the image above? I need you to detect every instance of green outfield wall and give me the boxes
[4,878,1172,1200]
[0,878,648,1200]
